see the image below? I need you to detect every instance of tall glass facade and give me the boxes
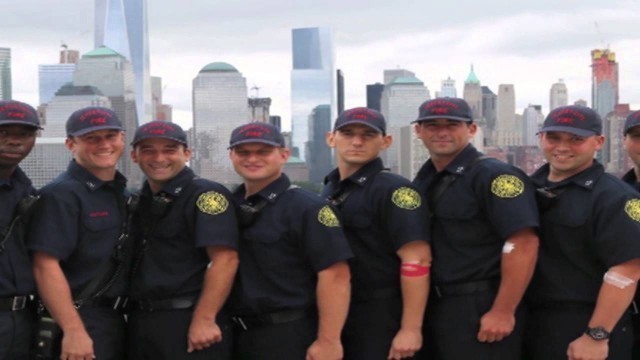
[291,27,335,162]
[95,0,152,124]
[0,48,11,100]
[38,64,76,104]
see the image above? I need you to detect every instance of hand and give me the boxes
[567,334,608,360]
[477,308,515,343]
[60,328,94,360]
[187,316,222,353]
[305,337,343,360]
[388,327,422,359]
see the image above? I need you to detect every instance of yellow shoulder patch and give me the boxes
[491,175,524,198]
[318,205,340,227]
[391,187,421,210]
[625,199,640,223]
[196,191,229,215]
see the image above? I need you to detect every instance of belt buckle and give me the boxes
[11,296,26,311]
[232,316,248,331]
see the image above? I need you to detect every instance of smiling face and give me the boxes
[131,137,190,193]
[0,124,37,178]
[539,131,604,182]
[414,119,476,168]
[66,129,125,181]
[229,143,289,193]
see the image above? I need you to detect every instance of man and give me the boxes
[28,107,130,360]
[622,110,640,193]
[322,107,431,359]
[228,122,352,360]
[0,100,41,359]
[412,97,539,359]
[525,105,640,360]
[622,110,640,359]
[127,120,239,359]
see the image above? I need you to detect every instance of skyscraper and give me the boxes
[0,48,11,100]
[39,64,76,105]
[366,83,384,112]
[482,86,497,144]
[291,27,335,163]
[337,69,345,115]
[591,49,619,120]
[381,70,429,174]
[192,62,248,186]
[463,65,482,121]
[95,0,152,124]
[522,104,544,146]
[307,104,332,184]
[439,76,457,98]
[549,79,568,111]
[496,84,519,146]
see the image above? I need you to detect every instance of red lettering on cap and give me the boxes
[240,124,271,135]
[430,107,450,115]
[79,109,113,122]
[424,99,459,110]
[552,108,585,122]
[89,211,109,217]
[245,131,264,137]
[90,117,107,125]
[6,111,26,119]
[148,128,166,135]
[555,116,575,124]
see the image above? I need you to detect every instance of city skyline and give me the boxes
[4,0,640,131]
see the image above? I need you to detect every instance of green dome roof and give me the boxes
[83,46,123,58]
[465,64,480,84]
[199,62,238,73]
[391,76,424,85]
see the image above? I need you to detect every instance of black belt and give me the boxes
[231,308,316,331]
[432,279,499,298]
[352,287,401,302]
[0,295,33,311]
[129,296,196,312]
[77,296,128,311]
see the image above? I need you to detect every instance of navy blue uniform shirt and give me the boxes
[27,160,129,298]
[528,162,640,305]
[322,157,429,300]
[622,169,640,193]
[0,167,36,297]
[130,167,238,300]
[231,174,352,316]
[413,144,539,285]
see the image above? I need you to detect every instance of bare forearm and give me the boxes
[493,229,538,313]
[316,262,350,341]
[588,260,640,331]
[192,247,238,321]
[33,253,85,333]
[399,275,429,330]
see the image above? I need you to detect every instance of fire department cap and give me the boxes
[228,122,285,148]
[413,97,474,123]
[333,107,386,134]
[539,105,602,137]
[0,100,42,129]
[66,107,123,137]
[132,120,188,147]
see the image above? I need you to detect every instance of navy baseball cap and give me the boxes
[624,110,640,135]
[229,123,285,149]
[132,120,188,147]
[66,107,123,137]
[0,100,42,129]
[539,105,602,137]
[334,107,386,134]
[413,97,473,123]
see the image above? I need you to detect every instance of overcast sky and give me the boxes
[3,0,639,130]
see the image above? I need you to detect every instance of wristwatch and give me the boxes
[584,326,610,340]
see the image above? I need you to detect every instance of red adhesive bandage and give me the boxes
[400,263,430,277]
